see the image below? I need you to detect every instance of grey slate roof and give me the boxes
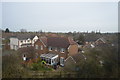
[84,34,102,42]
[11,34,36,40]
[47,37,70,49]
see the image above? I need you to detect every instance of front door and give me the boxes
[60,57,64,66]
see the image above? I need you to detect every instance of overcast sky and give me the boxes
[1,2,118,33]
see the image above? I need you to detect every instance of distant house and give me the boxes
[34,36,78,66]
[95,37,106,45]
[10,35,39,50]
[84,37,106,48]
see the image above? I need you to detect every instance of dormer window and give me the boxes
[61,48,65,53]
[28,40,30,42]
[49,47,52,51]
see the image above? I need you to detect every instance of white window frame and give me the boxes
[35,45,38,49]
[55,48,57,51]
[61,48,65,53]
[21,40,23,43]
[27,40,30,42]
[49,47,52,51]
[41,45,43,50]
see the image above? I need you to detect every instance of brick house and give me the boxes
[34,36,78,66]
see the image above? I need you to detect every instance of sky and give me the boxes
[1,2,118,33]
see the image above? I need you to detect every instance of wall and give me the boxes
[34,39,47,55]
[48,48,68,59]
[18,39,32,48]
[32,36,39,46]
[10,38,19,50]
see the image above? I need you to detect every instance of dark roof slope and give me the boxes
[40,36,47,46]
[84,34,102,42]
[11,34,36,40]
[68,37,77,45]
[47,37,70,49]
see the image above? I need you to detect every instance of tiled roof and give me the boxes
[84,34,102,42]
[68,37,77,45]
[40,36,47,46]
[39,36,77,49]
[11,34,37,40]
[96,37,106,43]
[47,37,70,48]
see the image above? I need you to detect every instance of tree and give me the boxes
[20,29,27,32]
[2,53,30,78]
[74,34,85,45]
[5,28,9,33]
[38,30,42,34]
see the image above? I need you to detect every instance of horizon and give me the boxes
[2,28,118,33]
[1,2,118,33]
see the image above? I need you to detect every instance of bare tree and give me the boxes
[38,30,42,34]
[20,29,27,32]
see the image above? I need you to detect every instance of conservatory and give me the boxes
[40,53,59,66]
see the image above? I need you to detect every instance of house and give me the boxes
[84,37,106,48]
[10,35,39,50]
[95,37,106,45]
[34,36,78,66]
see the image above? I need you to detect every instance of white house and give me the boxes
[10,35,39,50]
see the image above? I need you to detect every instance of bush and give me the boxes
[2,53,30,78]
[31,61,52,71]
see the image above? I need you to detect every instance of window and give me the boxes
[34,40,36,43]
[61,48,65,53]
[23,54,25,57]
[21,40,23,43]
[35,45,38,49]
[23,54,26,61]
[48,59,51,64]
[46,58,49,63]
[49,47,52,51]
[60,57,64,66]
[28,40,30,42]
[55,48,57,51]
[41,45,43,50]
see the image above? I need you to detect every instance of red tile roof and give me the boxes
[68,37,77,45]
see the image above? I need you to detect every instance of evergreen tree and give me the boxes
[5,28,10,33]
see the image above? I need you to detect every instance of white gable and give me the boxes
[33,36,39,40]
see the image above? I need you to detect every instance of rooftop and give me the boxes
[40,53,58,59]
[38,36,77,49]
[11,34,38,40]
